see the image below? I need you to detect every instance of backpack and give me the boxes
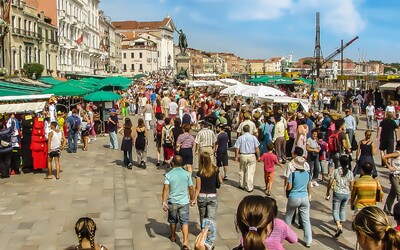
[163,125,173,147]
[258,126,265,141]
[71,115,81,131]
[156,120,164,135]
[328,131,341,153]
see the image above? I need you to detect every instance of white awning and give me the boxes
[379,82,400,91]
[0,102,46,114]
[258,97,310,111]
[0,94,53,102]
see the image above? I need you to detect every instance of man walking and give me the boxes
[107,108,119,150]
[365,101,375,130]
[215,124,229,180]
[344,109,356,143]
[195,121,216,162]
[66,109,81,153]
[351,99,361,128]
[377,112,398,165]
[162,155,195,249]
[234,125,260,192]
[237,112,257,136]
[161,93,171,117]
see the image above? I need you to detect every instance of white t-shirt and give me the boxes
[366,105,375,116]
[169,102,178,114]
[386,105,395,114]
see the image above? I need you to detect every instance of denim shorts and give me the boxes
[168,203,189,225]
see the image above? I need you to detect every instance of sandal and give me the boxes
[169,235,176,242]
[44,176,53,179]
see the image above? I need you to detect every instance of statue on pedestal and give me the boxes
[176,29,188,55]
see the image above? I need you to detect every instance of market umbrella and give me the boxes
[133,74,147,79]
[83,91,122,102]
[267,77,294,85]
[292,77,314,85]
[240,86,286,98]
[41,83,91,96]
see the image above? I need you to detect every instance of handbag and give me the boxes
[175,134,190,154]
[286,171,296,198]
[284,129,289,141]
[375,180,383,202]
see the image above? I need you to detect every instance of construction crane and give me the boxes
[322,36,359,66]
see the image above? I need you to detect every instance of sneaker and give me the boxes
[312,180,320,187]
[334,227,343,238]
[128,163,133,170]
[156,161,160,167]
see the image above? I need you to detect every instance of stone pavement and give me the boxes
[0,114,396,250]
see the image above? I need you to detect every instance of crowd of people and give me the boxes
[1,78,400,249]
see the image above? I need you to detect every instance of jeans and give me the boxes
[123,150,132,166]
[384,174,400,213]
[285,197,312,245]
[136,148,147,163]
[320,160,328,175]
[109,131,118,149]
[367,115,374,129]
[346,129,354,145]
[330,152,340,169]
[308,156,320,180]
[68,130,78,153]
[167,203,190,225]
[332,192,350,222]
[197,196,218,228]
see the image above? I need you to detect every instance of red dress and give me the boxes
[30,117,48,169]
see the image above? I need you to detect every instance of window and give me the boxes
[123,64,126,71]
[131,53,134,58]
[123,53,126,59]
[11,16,15,32]
[131,64,134,71]
[139,52,142,58]
[139,64,143,71]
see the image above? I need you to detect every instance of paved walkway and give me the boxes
[0,114,396,250]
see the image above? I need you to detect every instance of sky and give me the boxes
[100,0,400,63]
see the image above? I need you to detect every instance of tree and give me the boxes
[23,63,44,79]
[303,59,313,66]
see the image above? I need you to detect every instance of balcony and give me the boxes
[46,38,59,45]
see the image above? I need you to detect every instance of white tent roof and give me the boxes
[0,94,53,102]
[379,82,400,91]
[0,101,46,114]
[188,80,227,88]
[219,78,242,86]
[240,86,286,98]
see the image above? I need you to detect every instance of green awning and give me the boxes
[0,88,33,96]
[41,83,92,96]
[84,91,122,102]
[99,76,131,90]
[133,74,147,79]
[0,81,47,92]
[38,77,64,85]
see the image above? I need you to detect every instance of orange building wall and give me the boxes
[37,0,57,27]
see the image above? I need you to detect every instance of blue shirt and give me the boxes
[306,118,313,138]
[164,167,193,205]
[288,170,309,198]
[234,132,260,154]
[321,116,331,132]
[151,93,156,102]
[344,115,356,131]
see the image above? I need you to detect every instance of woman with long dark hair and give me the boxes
[354,130,378,177]
[66,217,108,250]
[326,155,354,238]
[118,118,134,169]
[133,118,148,168]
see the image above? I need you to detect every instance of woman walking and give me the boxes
[294,116,308,158]
[326,155,354,238]
[133,118,148,168]
[354,130,378,178]
[176,124,195,175]
[66,217,108,250]
[118,118,134,169]
[307,128,321,187]
[382,141,400,216]
[272,113,286,164]
[161,117,174,166]
[154,98,163,121]
[143,100,153,130]
[81,110,90,151]
[193,152,222,228]
[285,147,313,248]
[172,118,183,153]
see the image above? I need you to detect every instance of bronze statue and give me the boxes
[176,29,188,55]
[176,66,188,80]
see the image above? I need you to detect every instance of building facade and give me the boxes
[5,0,59,76]
[113,16,175,74]
[57,0,101,75]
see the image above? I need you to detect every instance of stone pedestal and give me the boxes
[175,54,190,79]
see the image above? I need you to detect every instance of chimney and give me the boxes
[40,11,45,22]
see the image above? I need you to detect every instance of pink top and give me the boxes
[265,218,298,250]
[260,152,279,172]
[396,225,400,231]
[287,120,297,138]
[239,218,297,250]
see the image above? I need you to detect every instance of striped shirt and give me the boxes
[352,175,383,209]
[176,133,195,149]
[195,128,216,148]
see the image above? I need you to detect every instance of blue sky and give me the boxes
[100,0,400,63]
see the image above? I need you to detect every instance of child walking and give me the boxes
[259,143,283,196]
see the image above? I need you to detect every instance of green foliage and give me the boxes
[23,63,44,78]
[303,59,313,65]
